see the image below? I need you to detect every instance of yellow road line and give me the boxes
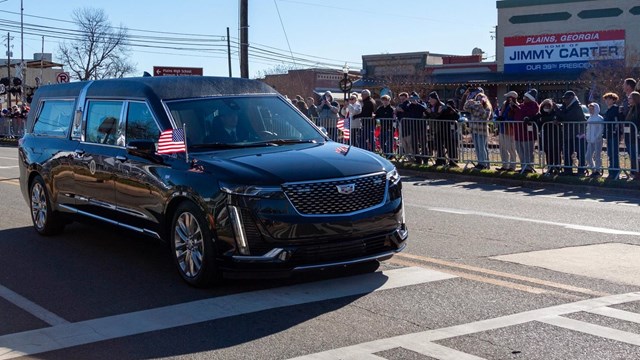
[389,257,584,300]
[396,253,609,297]
[0,177,20,186]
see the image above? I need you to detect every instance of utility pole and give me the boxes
[20,0,24,104]
[239,0,248,78]
[227,27,232,78]
[5,32,12,109]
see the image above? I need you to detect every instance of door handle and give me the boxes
[115,155,128,162]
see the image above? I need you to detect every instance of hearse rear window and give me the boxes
[32,100,75,137]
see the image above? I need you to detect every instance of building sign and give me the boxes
[504,30,625,73]
[153,66,203,76]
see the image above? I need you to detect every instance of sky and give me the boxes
[0,0,498,79]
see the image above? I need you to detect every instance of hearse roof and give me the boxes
[34,76,278,101]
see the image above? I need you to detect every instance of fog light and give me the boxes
[278,250,291,261]
[228,205,250,255]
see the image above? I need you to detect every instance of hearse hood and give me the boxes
[192,142,393,184]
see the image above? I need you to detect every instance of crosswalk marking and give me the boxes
[289,292,640,360]
[588,307,640,324]
[0,285,69,326]
[0,266,456,360]
[540,315,640,347]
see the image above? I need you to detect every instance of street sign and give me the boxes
[56,72,70,83]
[153,66,204,77]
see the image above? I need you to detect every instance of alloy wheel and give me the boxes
[31,182,47,230]
[174,211,205,278]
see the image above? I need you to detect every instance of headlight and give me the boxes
[219,182,283,198]
[387,168,400,185]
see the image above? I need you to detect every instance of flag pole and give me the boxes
[182,123,189,163]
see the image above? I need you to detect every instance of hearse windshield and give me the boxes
[166,96,326,150]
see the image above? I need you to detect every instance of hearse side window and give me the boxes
[32,100,75,137]
[126,102,160,144]
[85,101,124,145]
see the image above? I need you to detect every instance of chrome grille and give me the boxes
[282,173,386,215]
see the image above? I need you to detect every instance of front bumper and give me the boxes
[220,226,407,279]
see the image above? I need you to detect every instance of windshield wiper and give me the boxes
[190,143,245,149]
[255,139,320,146]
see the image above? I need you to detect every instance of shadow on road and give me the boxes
[405,176,640,206]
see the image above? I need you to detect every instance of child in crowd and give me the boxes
[585,103,604,177]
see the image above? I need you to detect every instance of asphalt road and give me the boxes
[1,145,640,360]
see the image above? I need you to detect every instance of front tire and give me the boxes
[29,176,65,236]
[170,202,220,287]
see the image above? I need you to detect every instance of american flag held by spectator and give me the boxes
[337,116,350,140]
[157,128,186,154]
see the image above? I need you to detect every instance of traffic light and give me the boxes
[12,77,22,86]
[0,77,9,87]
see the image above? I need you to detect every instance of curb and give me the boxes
[396,167,640,197]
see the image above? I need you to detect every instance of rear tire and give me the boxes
[29,175,65,236]
[170,201,220,287]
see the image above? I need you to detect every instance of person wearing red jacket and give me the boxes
[511,89,539,173]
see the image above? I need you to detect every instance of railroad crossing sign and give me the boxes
[56,72,70,83]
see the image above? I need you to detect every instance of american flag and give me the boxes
[335,145,350,155]
[337,116,350,140]
[157,128,186,154]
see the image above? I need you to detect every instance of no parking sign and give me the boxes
[56,72,70,83]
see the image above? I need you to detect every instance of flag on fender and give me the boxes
[157,128,186,154]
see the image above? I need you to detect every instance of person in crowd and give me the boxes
[340,92,362,145]
[411,92,431,163]
[396,91,426,162]
[556,91,587,176]
[511,89,539,173]
[295,95,309,118]
[425,91,449,166]
[374,94,395,155]
[316,91,340,140]
[463,91,492,170]
[496,91,518,171]
[439,99,461,167]
[620,78,637,118]
[625,91,640,179]
[585,103,605,178]
[602,92,622,180]
[532,98,562,174]
[355,89,376,151]
[306,97,318,119]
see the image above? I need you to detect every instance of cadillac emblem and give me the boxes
[336,183,355,195]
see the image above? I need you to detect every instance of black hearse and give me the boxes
[18,76,407,286]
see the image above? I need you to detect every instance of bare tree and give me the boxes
[577,50,640,100]
[58,8,136,80]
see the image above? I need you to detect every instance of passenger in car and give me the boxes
[213,109,240,143]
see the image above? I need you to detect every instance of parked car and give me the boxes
[19,76,407,287]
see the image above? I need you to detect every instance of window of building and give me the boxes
[32,100,75,137]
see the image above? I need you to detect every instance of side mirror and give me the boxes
[126,140,156,156]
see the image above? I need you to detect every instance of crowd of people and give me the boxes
[288,76,640,180]
[0,104,29,138]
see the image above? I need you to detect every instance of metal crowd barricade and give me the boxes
[313,117,340,142]
[0,115,22,139]
[393,118,467,166]
[540,120,638,178]
[458,119,540,172]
